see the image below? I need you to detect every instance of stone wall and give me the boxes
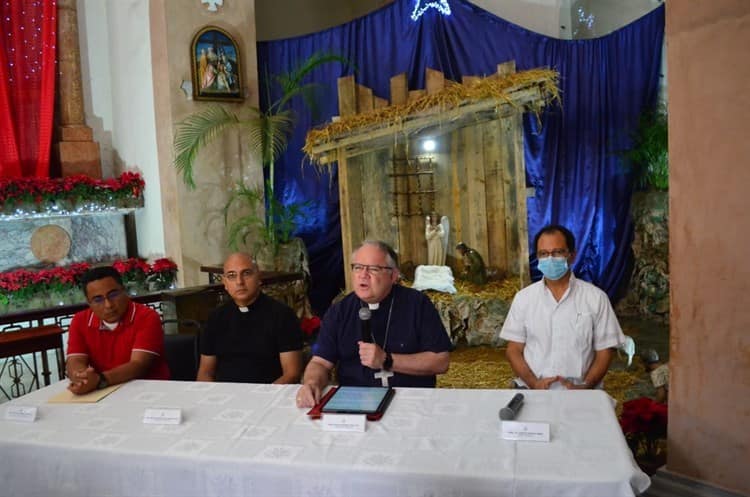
[617,191,669,321]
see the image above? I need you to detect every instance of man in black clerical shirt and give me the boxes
[197,253,303,383]
[295,240,451,408]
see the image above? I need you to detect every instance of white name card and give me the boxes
[501,420,550,442]
[321,413,366,432]
[5,405,37,422]
[143,407,182,425]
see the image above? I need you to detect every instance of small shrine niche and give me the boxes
[305,61,558,290]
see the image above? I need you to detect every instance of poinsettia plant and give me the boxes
[300,315,321,345]
[0,172,145,216]
[619,397,668,460]
[0,262,91,307]
[147,258,179,290]
[0,257,179,312]
[112,257,151,287]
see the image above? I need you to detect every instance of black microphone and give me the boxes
[358,307,372,343]
[499,393,524,421]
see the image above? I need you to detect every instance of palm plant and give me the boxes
[173,52,348,254]
[623,106,668,191]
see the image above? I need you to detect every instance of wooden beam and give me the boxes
[510,112,530,287]
[451,129,466,250]
[337,75,357,117]
[483,119,507,272]
[393,145,409,266]
[356,84,373,113]
[408,89,426,102]
[309,86,543,158]
[390,73,408,106]
[497,60,516,77]
[426,68,445,94]
[337,153,364,291]
[374,96,389,109]
[462,75,480,86]
[465,125,489,261]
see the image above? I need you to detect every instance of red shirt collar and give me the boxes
[86,301,137,330]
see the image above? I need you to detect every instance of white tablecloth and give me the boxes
[0,380,649,497]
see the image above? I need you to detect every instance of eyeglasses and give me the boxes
[222,269,257,282]
[350,263,394,275]
[537,249,569,258]
[89,289,124,306]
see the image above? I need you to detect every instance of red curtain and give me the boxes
[0,0,57,178]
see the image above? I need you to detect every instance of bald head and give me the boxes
[223,252,257,273]
[222,253,261,306]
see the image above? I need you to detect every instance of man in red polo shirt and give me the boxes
[66,266,170,395]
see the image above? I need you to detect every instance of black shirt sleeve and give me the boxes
[273,301,303,352]
[200,306,222,356]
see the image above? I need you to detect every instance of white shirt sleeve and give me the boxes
[499,292,528,343]
[592,289,625,350]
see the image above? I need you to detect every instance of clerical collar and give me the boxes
[235,294,262,313]
[365,286,397,311]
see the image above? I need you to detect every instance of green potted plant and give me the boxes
[222,182,311,270]
[623,106,668,192]
[173,52,347,269]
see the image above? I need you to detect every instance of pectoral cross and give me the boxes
[374,369,394,387]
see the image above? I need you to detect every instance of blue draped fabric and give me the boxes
[257,0,664,314]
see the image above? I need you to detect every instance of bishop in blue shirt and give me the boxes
[296,240,451,408]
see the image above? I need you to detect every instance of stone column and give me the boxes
[53,0,101,178]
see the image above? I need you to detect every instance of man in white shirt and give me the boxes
[500,225,625,389]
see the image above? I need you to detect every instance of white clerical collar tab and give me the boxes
[238,306,249,313]
[368,302,380,310]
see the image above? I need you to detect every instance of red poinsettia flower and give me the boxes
[150,258,178,274]
[300,316,321,336]
[620,397,668,438]
[0,172,145,214]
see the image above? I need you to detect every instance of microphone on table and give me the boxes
[358,307,372,343]
[499,393,525,421]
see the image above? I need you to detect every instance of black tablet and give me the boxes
[321,386,394,415]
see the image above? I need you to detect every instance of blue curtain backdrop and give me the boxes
[257,0,664,314]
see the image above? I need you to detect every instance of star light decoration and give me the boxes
[411,0,451,21]
[201,0,223,13]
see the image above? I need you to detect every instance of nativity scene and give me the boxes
[0,1,746,496]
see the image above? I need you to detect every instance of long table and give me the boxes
[0,380,649,497]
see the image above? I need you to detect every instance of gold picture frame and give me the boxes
[190,26,243,102]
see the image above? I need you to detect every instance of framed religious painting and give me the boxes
[190,26,243,102]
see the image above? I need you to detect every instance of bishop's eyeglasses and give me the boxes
[350,263,394,275]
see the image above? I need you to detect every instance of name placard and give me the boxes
[5,405,37,423]
[501,420,550,442]
[321,413,366,432]
[143,407,182,425]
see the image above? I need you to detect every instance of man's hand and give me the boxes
[559,378,591,390]
[296,383,322,408]
[531,376,561,389]
[67,366,100,395]
[358,341,386,369]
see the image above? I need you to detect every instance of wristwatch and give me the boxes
[383,352,393,371]
[96,372,109,390]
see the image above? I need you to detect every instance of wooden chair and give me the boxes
[0,325,65,399]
